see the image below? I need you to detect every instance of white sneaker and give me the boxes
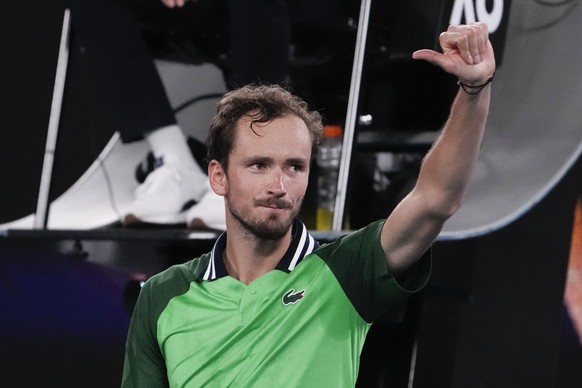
[186,187,226,231]
[123,155,208,225]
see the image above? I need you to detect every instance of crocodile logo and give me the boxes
[282,289,305,305]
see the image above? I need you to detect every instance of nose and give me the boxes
[267,169,287,196]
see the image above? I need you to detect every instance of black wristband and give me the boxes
[457,73,495,95]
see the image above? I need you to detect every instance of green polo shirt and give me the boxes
[122,219,431,387]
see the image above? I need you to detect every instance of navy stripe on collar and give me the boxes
[201,219,319,281]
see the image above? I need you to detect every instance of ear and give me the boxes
[208,160,227,196]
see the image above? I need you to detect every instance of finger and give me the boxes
[412,49,438,62]
[455,23,489,64]
[464,23,488,64]
[412,49,450,70]
[466,25,481,64]
[441,27,473,65]
[473,22,489,63]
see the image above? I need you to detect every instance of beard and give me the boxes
[227,197,303,241]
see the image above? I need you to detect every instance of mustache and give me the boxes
[254,198,293,209]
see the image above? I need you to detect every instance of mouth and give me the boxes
[256,199,292,211]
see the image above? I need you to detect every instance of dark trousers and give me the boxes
[65,0,291,142]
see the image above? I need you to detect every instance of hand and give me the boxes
[412,22,496,86]
[160,0,188,8]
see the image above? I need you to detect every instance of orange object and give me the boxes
[565,198,582,344]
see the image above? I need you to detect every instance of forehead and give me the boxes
[233,114,313,153]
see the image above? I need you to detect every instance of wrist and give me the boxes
[457,73,495,95]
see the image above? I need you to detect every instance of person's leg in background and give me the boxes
[65,0,292,229]
[65,0,210,225]
[225,0,291,88]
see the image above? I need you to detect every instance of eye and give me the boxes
[248,157,272,170]
[289,161,308,172]
[290,163,305,172]
[251,162,265,170]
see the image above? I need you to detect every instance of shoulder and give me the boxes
[141,253,211,306]
[150,253,210,283]
[128,254,212,338]
[313,219,386,260]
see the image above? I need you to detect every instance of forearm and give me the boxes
[415,83,491,217]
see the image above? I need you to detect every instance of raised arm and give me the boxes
[381,22,496,274]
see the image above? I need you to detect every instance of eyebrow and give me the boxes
[245,156,309,165]
[286,157,309,166]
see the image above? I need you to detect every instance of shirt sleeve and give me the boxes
[316,219,431,323]
[121,279,169,388]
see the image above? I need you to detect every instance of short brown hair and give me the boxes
[206,84,324,168]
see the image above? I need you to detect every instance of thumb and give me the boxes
[412,49,443,66]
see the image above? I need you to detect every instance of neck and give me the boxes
[223,230,292,285]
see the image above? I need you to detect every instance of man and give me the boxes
[122,22,495,387]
